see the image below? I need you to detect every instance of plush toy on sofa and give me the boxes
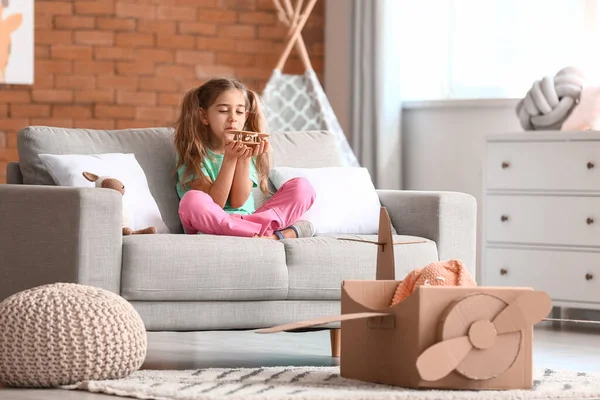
[82,171,157,236]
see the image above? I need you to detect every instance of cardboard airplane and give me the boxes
[257,207,552,391]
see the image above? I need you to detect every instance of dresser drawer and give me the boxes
[486,141,600,191]
[485,195,600,246]
[483,247,600,304]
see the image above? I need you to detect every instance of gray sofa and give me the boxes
[0,126,476,335]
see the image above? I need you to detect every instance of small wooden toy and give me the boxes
[227,130,270,147]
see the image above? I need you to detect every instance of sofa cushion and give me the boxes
[283,234,439,300]
[120,235,289,301]
[17,126,182,234]
[38,152,170,233]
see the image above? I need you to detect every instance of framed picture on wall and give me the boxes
[1,0,33,85]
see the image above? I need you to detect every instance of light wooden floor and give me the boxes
[1,321,599,399]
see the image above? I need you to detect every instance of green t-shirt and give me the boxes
[176,150,259,215]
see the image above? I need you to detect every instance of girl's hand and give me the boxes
[250,139,270,157]
[224,140,248,159]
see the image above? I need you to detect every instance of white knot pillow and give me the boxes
[0,283,147,388]
[516,66,586,130]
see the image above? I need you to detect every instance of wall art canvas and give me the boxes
[0,0,33,85]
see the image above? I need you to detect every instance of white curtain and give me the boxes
[348,0,403,190]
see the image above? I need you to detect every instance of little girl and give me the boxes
[173,78,316,240]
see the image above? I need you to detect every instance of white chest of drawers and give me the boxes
[482,131,600,311]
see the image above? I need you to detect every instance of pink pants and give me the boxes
[178,177,316,237]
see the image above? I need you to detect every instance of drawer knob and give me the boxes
[586,273,593,281]
[500,268,508,276]
[501,162,510,169]
[587,162,595,169]
[501,215,509,222]
[587,217,594,225]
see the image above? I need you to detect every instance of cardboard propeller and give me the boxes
[415,291,552,381]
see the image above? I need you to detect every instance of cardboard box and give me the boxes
[258,207,552,391]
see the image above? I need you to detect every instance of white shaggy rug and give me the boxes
[63,366,600,400]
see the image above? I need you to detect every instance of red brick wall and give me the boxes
[0,0,324,183]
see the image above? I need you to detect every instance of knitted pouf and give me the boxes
[0,283,147,388]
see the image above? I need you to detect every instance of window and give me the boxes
[396,0,600,101]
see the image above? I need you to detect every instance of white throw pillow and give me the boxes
[269,167,383,235]
[39,153,170,234]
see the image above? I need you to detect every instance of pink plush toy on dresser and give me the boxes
[561,85,600,131]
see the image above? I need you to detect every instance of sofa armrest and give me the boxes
[0,184,123,301]
[377,190,477,277]
[7,161,23,184]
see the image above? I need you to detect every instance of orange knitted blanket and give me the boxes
[390,259,477,306]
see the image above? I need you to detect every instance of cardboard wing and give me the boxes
[257,312,393,334]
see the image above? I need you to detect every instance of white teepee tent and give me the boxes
[262,0,360,167]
